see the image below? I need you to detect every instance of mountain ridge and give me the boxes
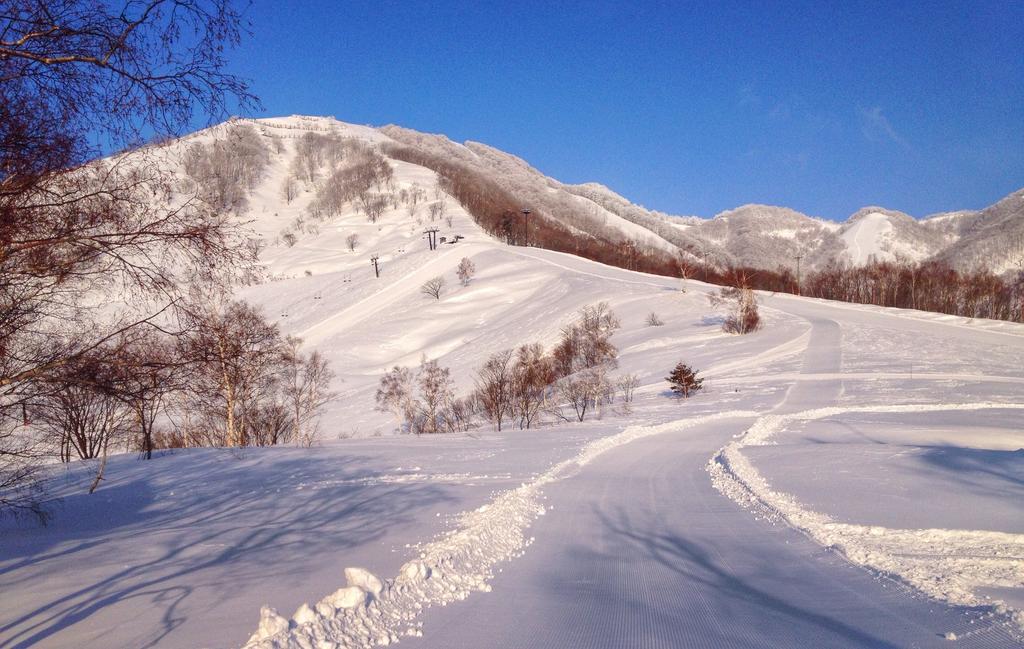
[166,114,1024,275]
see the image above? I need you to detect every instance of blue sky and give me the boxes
[226,1,1023,221]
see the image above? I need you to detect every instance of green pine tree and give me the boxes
[666,362,703,398]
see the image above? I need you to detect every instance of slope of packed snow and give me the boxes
[838,208,947,265]
[841,211,895,264]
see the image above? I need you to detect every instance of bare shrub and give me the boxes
[711,285,761,334]
[456,257,476,286]
[645,312,664,326]
[421,276,446,300]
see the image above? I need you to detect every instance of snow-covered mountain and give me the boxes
[4,114,1024,649]
[374,117,1022,274]
[160,115,1022,278]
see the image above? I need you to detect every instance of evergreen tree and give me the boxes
[666,363,703,398]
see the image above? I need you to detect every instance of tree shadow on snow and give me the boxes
[571,505,908,648]
[0,450,456,649]
[917,445,1024,494]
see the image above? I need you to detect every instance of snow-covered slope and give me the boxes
[837,207,947,265]
[190,115,1020,276]
[928,189,1024,274]
[4,236,1022,648]
[1,115,1022,649]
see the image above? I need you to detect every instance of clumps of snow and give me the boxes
[242,409,758,648]
[250,607,289,643]
[708,402,1024,633]
[328,586,368,610]
[345,567,384,597]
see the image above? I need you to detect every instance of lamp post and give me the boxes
[521,208,531,247]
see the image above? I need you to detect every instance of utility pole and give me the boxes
[701,248,710,283]
[521,208,531,247]
[370,254,380,278]
[794,252,804,296]
[424,227,439,251]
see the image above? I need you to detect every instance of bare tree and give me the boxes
[617,374,640,405]
[179,299,286,448]
[475,349,514,431]
[428,201,445,222]
[283,175,299,204]
[375,366,416,433]
[0,0,256,517]
[710,284,761,334]
[183,123,270,213]
[346,233,360,252]
[558,369,608,422]
[359,192,389,223]
[510,344,554,429]
[421,276,446,300]
[282,337,336,447]
[35,352,131,463]
[114,332,181,460]
[416,357,454,434]
[552,302,621,376]
[456,257,476,286]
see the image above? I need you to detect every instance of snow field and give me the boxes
[5,115,1023,648]
[708,402,1024,633]
[243,410,760,648]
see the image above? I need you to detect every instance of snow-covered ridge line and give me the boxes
[243,409,759,649]
[708,402,1024,633]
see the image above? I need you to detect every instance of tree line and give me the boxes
[713,261,1024,323]
[382,144,1023,324]
[381,143,685,277]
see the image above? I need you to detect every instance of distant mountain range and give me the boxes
[166,116,1024,276]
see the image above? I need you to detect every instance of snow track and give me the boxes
[297,243,490,346]
[241,412,759,649]
[403,414,1018,648]
[708,403,1024,634]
